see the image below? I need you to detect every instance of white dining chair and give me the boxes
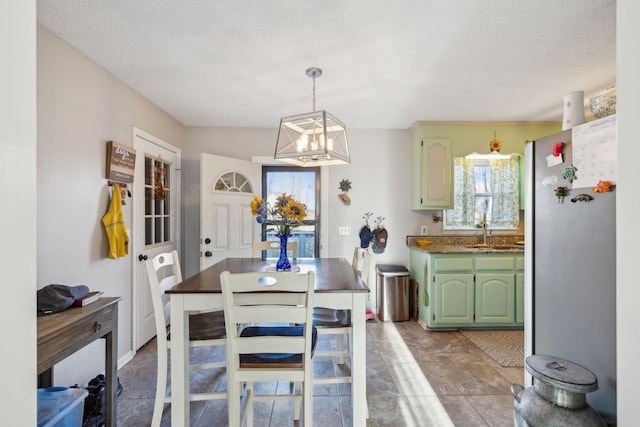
[145,251,227,427]
[312,247,370,384]
[252,239,298,259]
[220,270,317,427]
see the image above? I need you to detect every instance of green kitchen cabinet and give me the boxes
[475,273,515,324]
[429,255,474,327]
[410,137,453,209]
[515,255,524,324]
[515,273,525,324]
[433,273,475,326]
[409,248,431,323]
[474,255,516,325]
[409,250,524,328]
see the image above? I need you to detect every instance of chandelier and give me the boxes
[274,67,350,166]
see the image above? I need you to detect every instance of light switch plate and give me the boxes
[420,225,428,235]
[339,226,352,236]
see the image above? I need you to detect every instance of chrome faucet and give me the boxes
[482,222,488,245]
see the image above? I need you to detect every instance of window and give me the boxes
[444,155,520,229]
[144,156,174,245]
[262,166,320,258]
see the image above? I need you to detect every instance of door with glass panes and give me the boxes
[133,128,180,349]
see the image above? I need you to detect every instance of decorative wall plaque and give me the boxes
[106,140,136,183]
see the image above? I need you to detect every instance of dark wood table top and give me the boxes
[167,258,370,294]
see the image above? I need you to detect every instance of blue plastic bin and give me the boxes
[37,387,88,427]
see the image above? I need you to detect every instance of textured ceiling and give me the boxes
[36,0,616,129]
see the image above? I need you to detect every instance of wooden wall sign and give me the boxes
[106,141,136,183]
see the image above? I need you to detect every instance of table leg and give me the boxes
[38,369,53,388]
[105,305,118,427]
[351,293,367,427]
[170,294,190,426]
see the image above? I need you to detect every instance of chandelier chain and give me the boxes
[312,74,316,112]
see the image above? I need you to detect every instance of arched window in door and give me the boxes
[213,171,253,193]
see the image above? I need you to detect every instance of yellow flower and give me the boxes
[250,195,264,216]
[251,193,307,235]
[490,138,501,152]
[281,199,307,223]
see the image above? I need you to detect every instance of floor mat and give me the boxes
[460,329,524,367]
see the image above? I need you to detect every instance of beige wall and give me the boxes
[36,25,186,387]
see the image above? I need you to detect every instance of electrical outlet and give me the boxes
[339,226,352,236]
[421,225,428,235]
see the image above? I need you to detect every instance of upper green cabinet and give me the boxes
[410,137,453,209]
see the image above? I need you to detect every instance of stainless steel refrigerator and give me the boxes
[527,116,616,420]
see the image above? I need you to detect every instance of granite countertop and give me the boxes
[406,235,524,254]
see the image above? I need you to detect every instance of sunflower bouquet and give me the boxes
[250,193,307,236]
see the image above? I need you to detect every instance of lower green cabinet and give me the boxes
[515,272,525,324]
[410,251,524,328]
[433,273,474,326]
[475,273,515,324]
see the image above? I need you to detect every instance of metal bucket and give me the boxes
[511,355,606,426]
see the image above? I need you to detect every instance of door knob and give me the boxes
[204,238,211,244]
[138,254,148,261]
[204,251,212,257]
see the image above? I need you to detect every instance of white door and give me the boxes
[133,128,181,350]
[200,153,261,271]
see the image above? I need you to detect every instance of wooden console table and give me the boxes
[37,297,121,427]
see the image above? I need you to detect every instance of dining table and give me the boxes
[166,257,370,426]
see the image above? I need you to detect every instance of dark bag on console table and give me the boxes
[37,284,89,315]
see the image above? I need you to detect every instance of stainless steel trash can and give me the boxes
[376,264,410,321]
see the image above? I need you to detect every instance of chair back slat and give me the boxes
[234,292,306,306]
[233,305,309,325]
[352,247,372,284]
[236,337,306,354]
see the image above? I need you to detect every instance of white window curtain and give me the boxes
[445,156,520,228]
[489,157,520,227]
[445,157,476,226]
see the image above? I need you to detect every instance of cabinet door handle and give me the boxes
[94,322,102,333]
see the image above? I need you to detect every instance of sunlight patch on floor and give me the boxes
[375,322,454,425]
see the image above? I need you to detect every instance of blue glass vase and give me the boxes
[276,233,292,271]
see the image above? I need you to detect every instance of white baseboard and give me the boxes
[118,350,135,369]
[417,318,427,329]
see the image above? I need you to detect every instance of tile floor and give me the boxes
[116,320,524,426]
